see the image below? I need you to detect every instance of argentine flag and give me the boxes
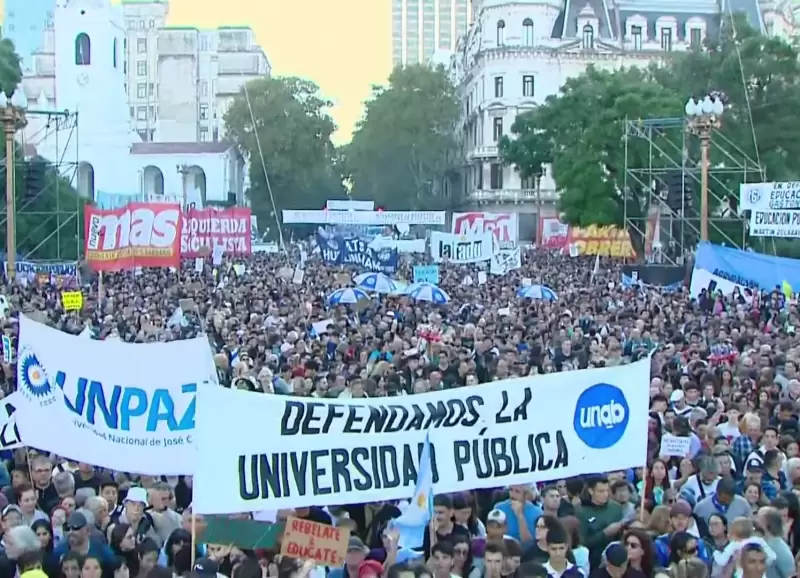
[391,432,434,549]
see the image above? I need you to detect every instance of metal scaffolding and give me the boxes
[623,117,763,265]
[0,109,81,262]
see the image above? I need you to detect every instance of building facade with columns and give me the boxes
[16,0,246,207]
[451,0,777,228]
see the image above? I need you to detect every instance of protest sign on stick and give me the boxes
[280,516,350,566]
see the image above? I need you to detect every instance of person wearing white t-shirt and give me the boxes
[682,456,721,503]
[718,408,743,443]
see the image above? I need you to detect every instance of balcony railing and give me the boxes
[468,188,559,203]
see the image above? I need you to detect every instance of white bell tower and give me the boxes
[43,0,140,198]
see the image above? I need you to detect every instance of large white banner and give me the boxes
[430,231,494,263]
[15,315,218,474]
[740,182,800,237]
[192,359,650,514]
[451,212,519,248]
[283,210,445,226]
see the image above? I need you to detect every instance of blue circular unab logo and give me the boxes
[18,347,53,401]
[573,383,629,449]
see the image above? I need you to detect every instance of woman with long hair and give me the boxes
[703,514,729,556]
[648,506,672,538]
[623,528,656,578]
[110,523,140,577]
[31,519,59,578]
[561,516,589,577]
[522,515,576,565]
[638,459,672,509]
[667,532,700,571]
[450,534,473,578]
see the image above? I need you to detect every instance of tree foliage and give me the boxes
[500,16,800,256]
[223,76,345,232]
[342,65,460,210]
[0,39,85,261]
[500,66,681,255]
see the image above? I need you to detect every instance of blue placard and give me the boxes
[413,265,440,284]
[316,233,398,275]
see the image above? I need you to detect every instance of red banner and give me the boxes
[180,207,252,257]
[85,203,182,271]
[539,217,658,258]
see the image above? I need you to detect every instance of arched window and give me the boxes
[112,38,117,68]
[75,33,91,65]
[497,20,505,45]
[523,18,534,45]
[582,24,594,49]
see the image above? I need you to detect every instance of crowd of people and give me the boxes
[0,241,798,578]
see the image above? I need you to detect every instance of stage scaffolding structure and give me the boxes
[622,116,763,266]
[0,109,81,262]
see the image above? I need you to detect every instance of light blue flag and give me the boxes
[391,432,434,549]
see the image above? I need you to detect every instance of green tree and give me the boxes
[0,39,85,261]
[651,13,800,182]
[343,65,460,210]
[500,66,681,256]
[0,39,22,98]
[223,76,344,235]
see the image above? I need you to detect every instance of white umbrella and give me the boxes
[407,283,450,304]
[353,272,397,294]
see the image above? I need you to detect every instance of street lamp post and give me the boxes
[685,95,724,242]
[0,90,28,280]
[176,164,190,209]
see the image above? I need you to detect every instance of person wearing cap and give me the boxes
[694,477,752,527]
[328,537,369,578]
[653,501,709,567]
[52,511,115,569]
[670,390,693,418]
[112,487,160,546]
[590,543,637,578]
[191,557,222,578]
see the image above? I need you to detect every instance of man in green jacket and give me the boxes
[576,476,626,570]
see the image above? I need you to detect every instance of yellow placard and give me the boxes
[61,291,83,311]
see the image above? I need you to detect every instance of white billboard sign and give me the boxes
[326,200,374,211]
[283,210,445,226]
[740,182,800,237]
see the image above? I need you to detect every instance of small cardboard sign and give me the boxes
[335,273,351,285]
[280,516,350,566]
[61,291,83,311]
[278,267,293,280]
[660,433,692,457]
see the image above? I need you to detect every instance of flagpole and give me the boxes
[190,509,197,567]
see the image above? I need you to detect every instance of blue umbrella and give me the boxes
[408,283,450,304]
[327,287,370,306]
[354,272,397,294]
[517,284,558,301]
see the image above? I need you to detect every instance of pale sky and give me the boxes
[168,0,392,143]
[0,0,392,143]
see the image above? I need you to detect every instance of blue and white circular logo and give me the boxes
[747,188,762,206]
[573,383,629,449]
[17,347,53,402]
